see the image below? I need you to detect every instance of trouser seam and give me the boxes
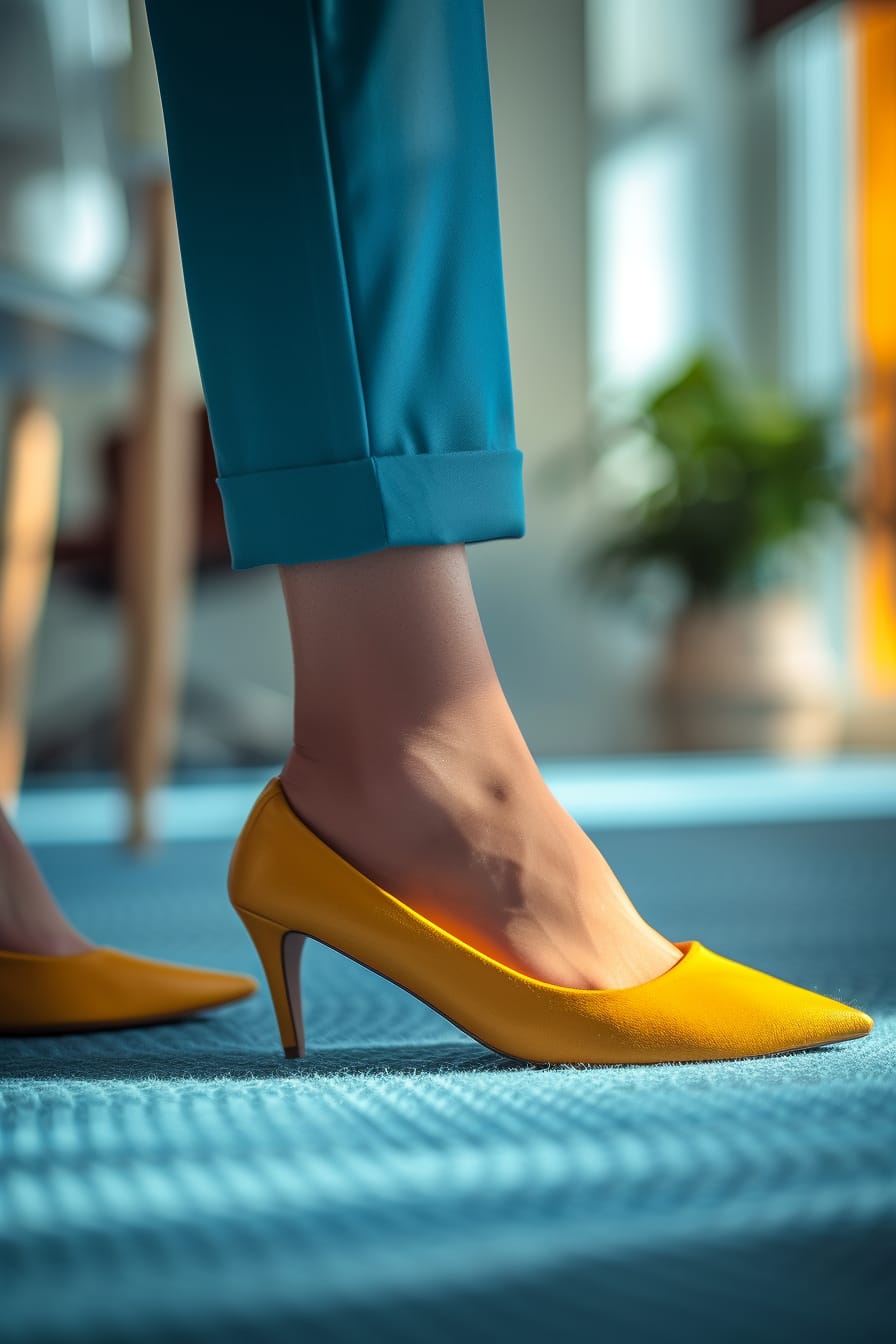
[306,0,390,548]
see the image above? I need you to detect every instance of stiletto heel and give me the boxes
[228,779,874,1065]
[234,906,307,1058]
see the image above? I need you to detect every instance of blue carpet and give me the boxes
[2,813,895,1342]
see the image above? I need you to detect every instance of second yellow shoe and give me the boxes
[0,947,257,1037]
[229,778,874,1065]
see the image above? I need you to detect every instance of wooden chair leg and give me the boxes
[119,178,197,847]
[0,395,62,813]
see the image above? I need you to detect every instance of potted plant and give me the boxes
[546,352,852,753]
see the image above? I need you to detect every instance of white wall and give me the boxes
[475,0,655,753]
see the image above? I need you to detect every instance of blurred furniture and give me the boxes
[48,400,288,779]
[746,0,826,39]
[0,391,61,813]
[0,0,196,842]
[117,176,197,845]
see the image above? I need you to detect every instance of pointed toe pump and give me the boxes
[229,779,874,1065]
[0,948,257,1037]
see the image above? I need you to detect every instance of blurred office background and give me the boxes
[2,0,895,829]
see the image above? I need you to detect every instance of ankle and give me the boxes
[285,688,532,809]
[0,808,93,956]
[279,543,512,760]
[0,912,92,957]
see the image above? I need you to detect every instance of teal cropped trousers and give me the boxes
[145,0,526,569]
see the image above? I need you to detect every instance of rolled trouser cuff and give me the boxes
[218,448,526,569]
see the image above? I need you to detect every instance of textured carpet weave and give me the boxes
[2,814,894,1342]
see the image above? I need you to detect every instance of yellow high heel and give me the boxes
[0,949,256,1036]
[230,778,874,1065]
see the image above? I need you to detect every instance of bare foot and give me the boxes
[280,688,682,992]
[0,806,92,956]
